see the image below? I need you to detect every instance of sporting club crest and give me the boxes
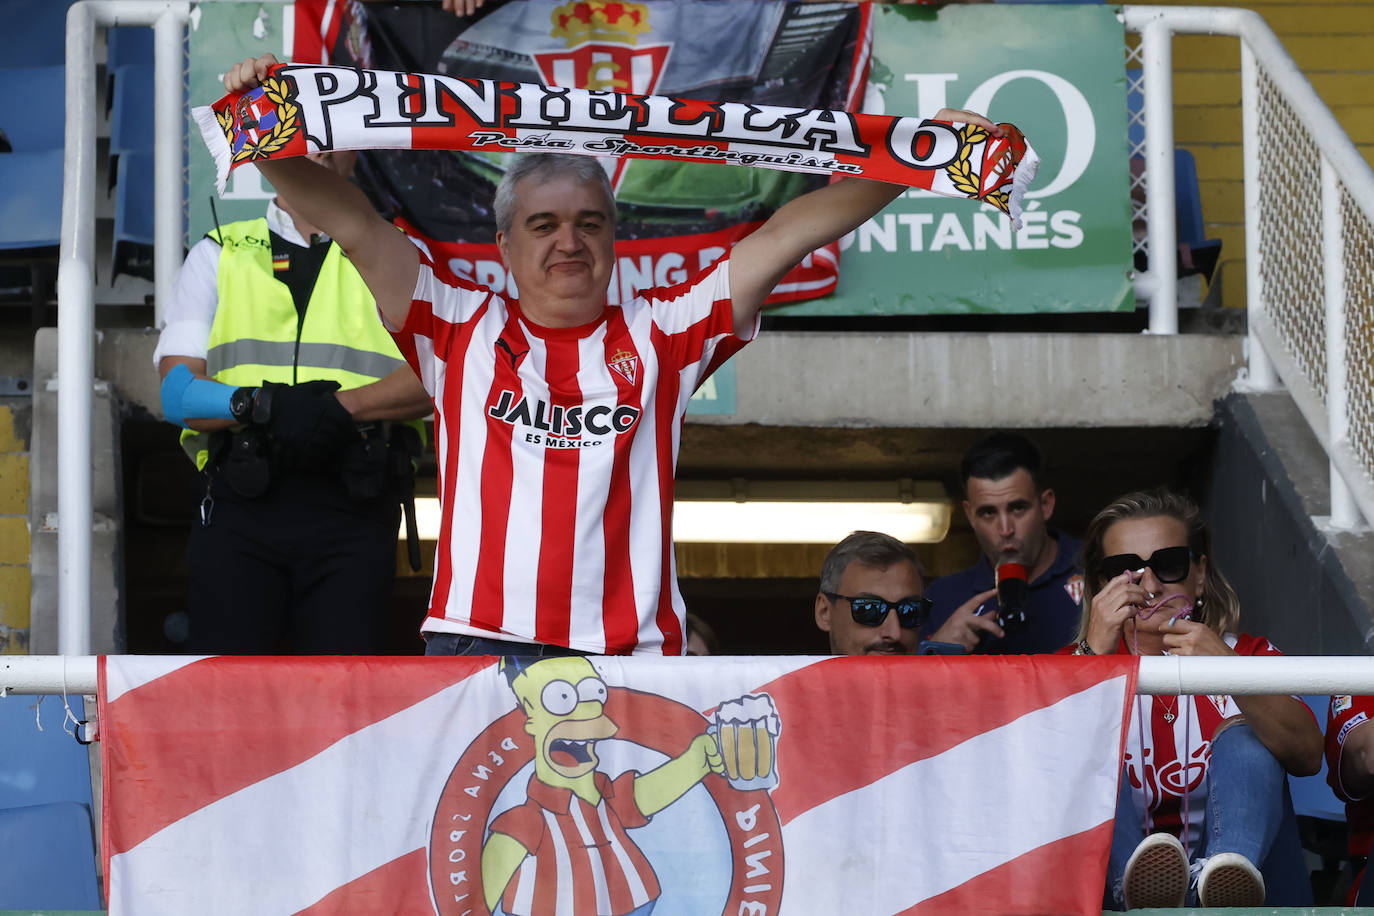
[215,75,301,164]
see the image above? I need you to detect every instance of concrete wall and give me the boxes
[0,403,31,655]
[1207,392,1374,655]
[28,329,142,655]
[697,331,1245,429]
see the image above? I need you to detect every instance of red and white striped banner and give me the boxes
[99,654,1134,915]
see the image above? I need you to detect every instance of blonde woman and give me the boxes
[1075,489,1321,910]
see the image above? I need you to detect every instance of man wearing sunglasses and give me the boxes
[921,432,1084,654]
[814,531,930,656]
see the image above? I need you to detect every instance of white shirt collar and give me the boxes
[265,199,330,248]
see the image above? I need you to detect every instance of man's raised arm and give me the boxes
[728,108,1002,336]
[223,55,420,329]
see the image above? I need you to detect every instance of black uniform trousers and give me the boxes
[187,469,400,654]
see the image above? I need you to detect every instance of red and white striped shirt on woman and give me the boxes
[1120,632,1311,854]
[389,254,753,655]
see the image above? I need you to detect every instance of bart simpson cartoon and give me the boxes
[481,656,725,916]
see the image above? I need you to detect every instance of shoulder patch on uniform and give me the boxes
[1334,695,1353,715]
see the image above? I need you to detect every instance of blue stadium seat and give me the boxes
[0,695,95,811]
[0,150,64,250]
[0,0,78,68]
[114,149,155,281]
[110,64,155,155]
[0,66,67,152]
[1124,69,1222,281]
[108,25,154,69]
[0,698,99,909]
[0,802,101,910]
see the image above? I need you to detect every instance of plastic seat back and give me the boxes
[0,801,101,910]
[0,66,66,152]
[0,150,64,250]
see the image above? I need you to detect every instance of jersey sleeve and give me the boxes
[489,799,547,852]
[1230,632,1285,658]
[1326,695,1374,802]
[604,770,651,829]
[389,248,496,395]
[643,257,756,391]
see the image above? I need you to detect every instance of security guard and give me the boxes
[155,151,432,654]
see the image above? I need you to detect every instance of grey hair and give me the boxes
[819,531,923,594]
[492,153,616,234]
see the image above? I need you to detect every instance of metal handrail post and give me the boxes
[1322,158,1363,529]
[1140,18,1177,334]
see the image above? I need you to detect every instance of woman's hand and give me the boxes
[1085,571,1146,654]
[1159,617,1235,656]
[225,53,280,94]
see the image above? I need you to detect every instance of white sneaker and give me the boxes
[1197,852,1265,907]
[1122,832,1189,910]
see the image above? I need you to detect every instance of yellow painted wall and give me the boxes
[1140,0,1374,307]
[0,406,30,654]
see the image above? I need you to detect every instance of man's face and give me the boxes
[814,559,925,656]
[495,173,615,319]
[963,468,1055,571]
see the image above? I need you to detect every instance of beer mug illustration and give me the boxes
[708,693,781,791]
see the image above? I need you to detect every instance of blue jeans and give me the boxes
[423,632,588,659]
[1107,722,1312,908]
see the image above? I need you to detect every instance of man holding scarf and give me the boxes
[220,52,1003,659]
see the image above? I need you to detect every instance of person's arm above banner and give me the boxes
[214,56,422,328]
[194,60,1039,226]
[729,107,1001,333]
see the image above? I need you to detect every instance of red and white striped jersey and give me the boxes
[390,254,753,655]
[490,771,660,916]
[1120,632,1309,853]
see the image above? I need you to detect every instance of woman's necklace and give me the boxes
[1155,694,1178,724]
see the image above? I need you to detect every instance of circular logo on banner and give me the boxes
[428,659,783,916]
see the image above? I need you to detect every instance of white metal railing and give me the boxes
[1124,6,1374,532]
[58,1,189,656]
[51,5,1373,653]
[6,655,1374,697]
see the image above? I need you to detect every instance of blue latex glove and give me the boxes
[160,363,240,428]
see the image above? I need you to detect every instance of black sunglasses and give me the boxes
[823,592,933,629]
[1096,545,1195,584]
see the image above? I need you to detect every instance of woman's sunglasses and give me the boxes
[1095,545,1195,584]
[822,592,934,629]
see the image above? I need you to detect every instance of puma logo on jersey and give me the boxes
[488,389,641,438]
[495,337,529,369]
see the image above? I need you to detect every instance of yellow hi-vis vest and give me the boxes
[181,217,413,469]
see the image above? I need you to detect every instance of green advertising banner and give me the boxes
[185,2,293,245]
[778,3,1135,316]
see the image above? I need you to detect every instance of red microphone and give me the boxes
[995,562,1029,631]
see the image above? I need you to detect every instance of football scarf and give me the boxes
[194,64,1039,224]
